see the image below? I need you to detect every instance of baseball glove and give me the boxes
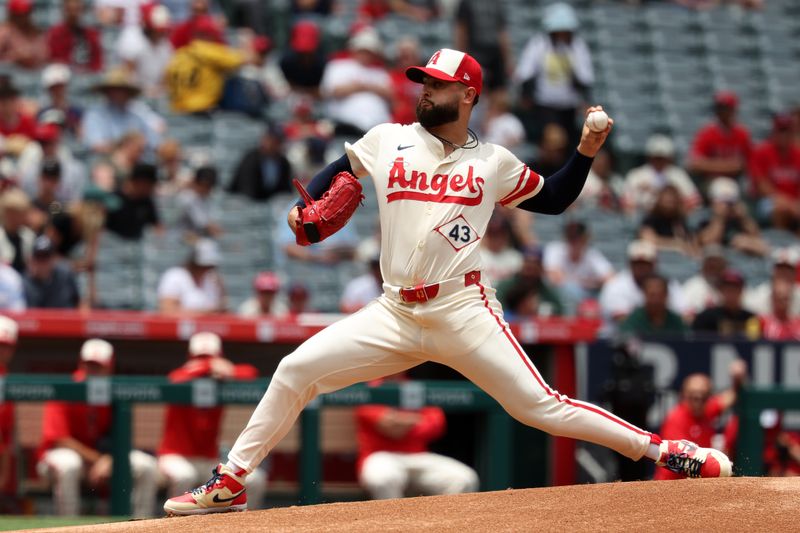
[293,172,364,246]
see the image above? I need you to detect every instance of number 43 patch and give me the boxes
[434,215,480,251]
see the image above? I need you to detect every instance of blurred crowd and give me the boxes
[0,0,794,340]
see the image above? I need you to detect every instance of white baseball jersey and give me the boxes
[346,123,543,287]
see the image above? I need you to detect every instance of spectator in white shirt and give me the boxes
[744,247,800,317]
[320,27,393,137]
[483,92,525,149]
[238,271,287,317]
[513,2,593,145]
[479,211,523,285]
[682,244,726,320]
[599,240,684,322]
[0,262,25,311]
[176,166,221,240]
[340,256,382,313]
[623,134,701,215]
[543,220,614,310]
[157,238,226,314]
[116,3,174,97]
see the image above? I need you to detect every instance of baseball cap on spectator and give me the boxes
[714,91,739,108]
[771,247,799,268]
[191,15,224,43]
[41,159,61,179]
[193,238,220,267]
[349,27,384,56]
[188,331,222,358]
[93,67,141,95]
[80,338,114,367]
[32,235,55,258]
[35,123,61,144]
[252,35,272,55]
[627,240,657,262]
[0,316,18,346]
[542,2,578,32]
[42,64,71,89]
[645,134,675,159]
[406,48,483,96]
[708,177,740,203]
[720,269,745,287]
[290,20,320,53]
[141,2,171,30]
[8,0,32,15]
[194,165,217,186]
[254,271,280,292]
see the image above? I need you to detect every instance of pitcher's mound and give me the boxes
[25,477,800,533]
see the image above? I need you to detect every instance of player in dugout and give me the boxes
[37,339,159,517]
[158,332,267,509]
[164,48,733,516]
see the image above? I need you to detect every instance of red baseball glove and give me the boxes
[293,172,364,246]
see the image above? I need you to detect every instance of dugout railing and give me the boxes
[0,375,513,516]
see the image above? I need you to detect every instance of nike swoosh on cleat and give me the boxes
[397,144,414,151]
[212,490,245,503]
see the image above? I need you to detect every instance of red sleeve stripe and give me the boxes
[499,167,543,206]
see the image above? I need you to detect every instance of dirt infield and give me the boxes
[21,477,800,533]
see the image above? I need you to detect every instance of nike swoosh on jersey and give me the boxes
[397,144,415,151]
[212,490,245,503]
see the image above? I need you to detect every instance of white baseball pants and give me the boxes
[228,283,653,473]
[37,448,158,517]
[360,451,479,500]
[158,454,267,509]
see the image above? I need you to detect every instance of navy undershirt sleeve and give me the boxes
[517,150,594,215]
[294,154,354,208]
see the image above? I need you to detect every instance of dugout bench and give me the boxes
[0,376,512,516]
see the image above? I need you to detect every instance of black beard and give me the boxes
[416,99,459,128]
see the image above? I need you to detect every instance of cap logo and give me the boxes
[463,73,471,80]
[428,50,441,66]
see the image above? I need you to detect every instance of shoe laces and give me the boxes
[192,466,223,496]
[666,452,704,478]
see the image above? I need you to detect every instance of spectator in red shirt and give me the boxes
[356,375,478,500]
[36,339,158,517]
[749,113,800,230]
[0,76,36,140]
[388,37,423,126]
[158,332,266,508]
[654,360,746,480]
[759,278,800,340]
[46,0,103,72]
[0,317,18,502]
[688,91,752,185]
[170,0,224,50]
[0,0,48,69]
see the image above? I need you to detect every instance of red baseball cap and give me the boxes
[290,21,320,53]
[714,90,739,108]
[406,48,483,96]
[8,0,32,15]
[191,15,224,43]
[141,3,171,30]
[773,113,793,131]
[253,271,280,292]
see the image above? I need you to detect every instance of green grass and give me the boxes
[0,516,128,531]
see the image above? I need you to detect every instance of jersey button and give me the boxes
[417,241,424,249]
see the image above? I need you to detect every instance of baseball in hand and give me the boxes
[586,110,609,132]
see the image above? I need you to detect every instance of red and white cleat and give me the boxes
[164,464,248,516]
[656,439,733,478]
